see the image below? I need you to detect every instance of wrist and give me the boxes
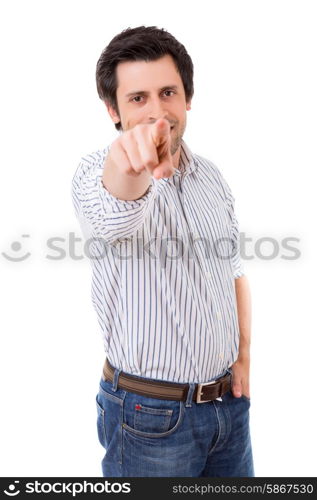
[237,345,250,362]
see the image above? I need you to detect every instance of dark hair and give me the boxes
[96,26,194,130]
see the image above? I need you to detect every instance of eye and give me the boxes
[131,95,144,103]
[162,90,175,97]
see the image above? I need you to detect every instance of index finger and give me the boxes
[150,118,171,147]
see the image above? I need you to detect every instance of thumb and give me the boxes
[231,378,242,398]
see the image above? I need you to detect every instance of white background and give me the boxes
[0,0,316,477]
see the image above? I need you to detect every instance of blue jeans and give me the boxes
[95,368,254,477]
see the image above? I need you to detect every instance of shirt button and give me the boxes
[192,231,199,240]
[206,272,212,280]
[219,353,224,360]
[216,311,221,320]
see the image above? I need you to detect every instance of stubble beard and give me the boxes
[170,120,186,156]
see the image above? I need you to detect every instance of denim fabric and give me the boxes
[95,369,254,477]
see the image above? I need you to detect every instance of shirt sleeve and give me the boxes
[71,148,158,245]
[213,167,245,279]
[227,197,245,279]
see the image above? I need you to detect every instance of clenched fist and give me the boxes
[108,118,176,180]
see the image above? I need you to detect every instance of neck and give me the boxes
[172,145,182,169]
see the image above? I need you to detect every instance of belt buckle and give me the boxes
[196,380,216,403]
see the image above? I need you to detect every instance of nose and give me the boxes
[147,96,169,123]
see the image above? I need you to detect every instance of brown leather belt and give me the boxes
[103,359,232,403]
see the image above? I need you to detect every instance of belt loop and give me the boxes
[185,383,196,408]
[112,368,121,392]
[226,367,233,388]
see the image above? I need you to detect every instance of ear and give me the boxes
[105,101,121,124]
[186,100,192,111]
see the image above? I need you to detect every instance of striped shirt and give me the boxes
[71,139,244,383]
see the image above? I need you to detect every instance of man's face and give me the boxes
[107,54,191,156]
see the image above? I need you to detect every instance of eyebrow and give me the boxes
[125,85,179,98]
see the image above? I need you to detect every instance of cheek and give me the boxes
[125,110,146,130]
[175,112,186,130]
[175,106,187,123]
[124,116,138,131]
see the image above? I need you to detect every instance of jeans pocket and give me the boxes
[240,394,251,403]
[134,403,173,433]
[123,396,185,439]
[226,389,250,404]
[95,394,106,447]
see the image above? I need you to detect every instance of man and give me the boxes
[71,26,254,477]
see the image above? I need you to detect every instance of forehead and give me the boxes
[115,54,183,94]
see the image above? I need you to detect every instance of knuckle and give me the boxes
[134,123,147,136]
[123,163,138,174]
[134,123,144,131]
[133,164,144,173]
[110,139,120,153]
[143,158,157,169]
[121,130,132,145]
[127,168,141,177]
